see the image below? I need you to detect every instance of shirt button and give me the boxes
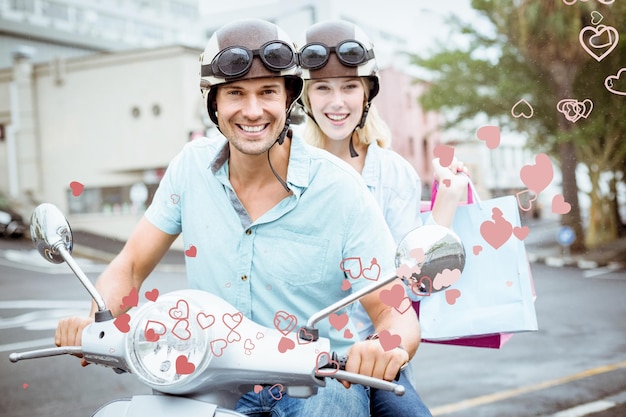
[245,229,251,235]
[241,275,248,281]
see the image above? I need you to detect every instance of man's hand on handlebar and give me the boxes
[55,316,93,367]
[342,339,409,389]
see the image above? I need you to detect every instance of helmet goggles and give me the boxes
[201,40,298,79]
[299,40,375,70]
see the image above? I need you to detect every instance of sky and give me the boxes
[200,0,481,54]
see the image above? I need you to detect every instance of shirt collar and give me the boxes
[208,134,311,190]
[361,142,381,188]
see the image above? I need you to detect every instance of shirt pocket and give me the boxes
[262,230,329,287]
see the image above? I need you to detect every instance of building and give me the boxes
[0,0,535,244]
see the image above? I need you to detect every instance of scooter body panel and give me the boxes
[91,395,246,417]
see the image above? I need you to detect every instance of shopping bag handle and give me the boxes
[430,172,482,211]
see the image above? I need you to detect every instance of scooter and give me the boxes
[9,203,465,416]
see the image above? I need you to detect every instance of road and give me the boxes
[1,237,625,417]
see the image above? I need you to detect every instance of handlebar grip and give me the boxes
[9,346,82,362]
[332,353,403,381]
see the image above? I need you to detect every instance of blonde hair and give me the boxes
[301,78,392,149]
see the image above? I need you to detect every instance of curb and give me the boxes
[527,251,626,270]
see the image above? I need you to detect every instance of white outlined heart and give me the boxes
[579,25,619,62]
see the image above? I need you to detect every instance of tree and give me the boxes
[410,0,626,250]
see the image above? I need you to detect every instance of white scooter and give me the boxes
[9,203,465,417]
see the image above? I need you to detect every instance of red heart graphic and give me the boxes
[516,189,538,212]
[114,313,131,333]
[339,257,363,279]
[552,194,571,214]
[511,98,534,119]
[227,330,241,343]
[396,263,420,280]
[380,284,409,310]
[144,288,159,302]
[433,145,455,167]
[513,226,530,240]
[297,327,313,344]
[211,339,228,356]
[316,351,340,375]
[445,289,462,305]
[343,328,353,339]
[472,245,483,256]
[579,24,619,62]
[520,153,553,194]
[410,276,432,297]
[22,383,29,389]
[278,336,296,353]
[145,328,159,342]
[144,320,166,341]
[378,330,402,352]
[169,299,189,320]
[269,384,284,400]
[605,68,626,96]
[273,311,298,336]
[409,248,425,263]
[185,245,197,258]
[329,313,349,331]
[175,355,195,375]
[172,320,191,341]
[120,287,138,309]
[254,385,263,394]
[476,125,501,149]
[170,194,181,204]
[244,338,255,352]
[480,208,513,250]
[556,99,593,123]
[341,279,352,291]
[433,268,462,291]
[69,181,85,197]
[223,312,243,331]
[362,258,381,281]
[197,312,215,329]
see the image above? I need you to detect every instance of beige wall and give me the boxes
[0,45,205,241]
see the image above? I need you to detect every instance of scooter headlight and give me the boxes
[126,291,214,390]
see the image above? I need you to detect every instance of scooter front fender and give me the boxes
[91,395,246,417]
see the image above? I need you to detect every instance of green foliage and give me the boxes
[409,0,626,245]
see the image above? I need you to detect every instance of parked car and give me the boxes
[0,208,26,238]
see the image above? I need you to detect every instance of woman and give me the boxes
[299,20,468,417]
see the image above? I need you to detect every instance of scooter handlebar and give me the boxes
[315,369,405,396]
[9,346,82,362]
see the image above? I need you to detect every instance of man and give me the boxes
[55,18,420,416]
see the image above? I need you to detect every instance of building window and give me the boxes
[67,184,158,215]
[9,0,35,13]
[42,1,70,21]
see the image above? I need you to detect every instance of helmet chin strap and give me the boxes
[268,116,292,192]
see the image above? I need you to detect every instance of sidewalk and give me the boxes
[523,219,626,270]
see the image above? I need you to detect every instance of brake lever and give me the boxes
[9,346,82,362]
[314,369,405,396]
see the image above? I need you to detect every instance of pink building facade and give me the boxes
[375,67,442,197]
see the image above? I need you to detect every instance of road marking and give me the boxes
[583,265,625,279]
[431,361,626,415]
[551,400,615,417]
[0,337,55,353]
[0,250,105,274]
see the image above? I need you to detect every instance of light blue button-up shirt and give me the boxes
[352,142,427,338]
[145,134,397,353]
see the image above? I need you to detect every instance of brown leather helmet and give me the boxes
[300,20,379,102]
[200,18,303,127]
